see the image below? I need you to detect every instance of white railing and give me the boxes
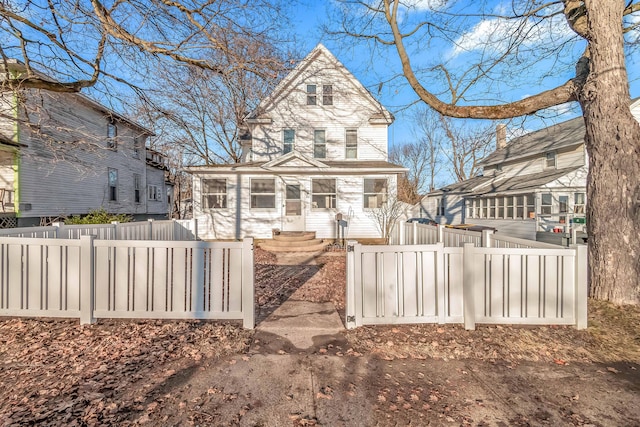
[0,235,254,328]
[393,221,563,249]
[345,241,587,330]
[0,219,198,241]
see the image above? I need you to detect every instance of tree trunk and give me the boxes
[580,0,640,304]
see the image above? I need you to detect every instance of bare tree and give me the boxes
[332,1,640,305]
[366,198,410,243]
[390,142,436,204]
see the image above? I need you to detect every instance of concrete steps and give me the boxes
[259,231,330,252]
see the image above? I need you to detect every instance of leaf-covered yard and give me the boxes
[0,248,638,425]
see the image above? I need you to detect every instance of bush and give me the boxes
[64,208,132,225]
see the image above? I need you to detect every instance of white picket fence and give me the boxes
[0,219,198,241]
[0,233,254,328]
[392,221,562,249]
[345,241,588,330]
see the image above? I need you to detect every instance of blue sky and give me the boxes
[287,1,640,151]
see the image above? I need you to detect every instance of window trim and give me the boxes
[311,178,336,209]
[250,178,276,209]
[541,193,553,215]
[201,178,228,209]
[306,84,317,105]
[147,184,162,202]
[322,84,333,105]
[363,178,388,209]
[545,151,557,169]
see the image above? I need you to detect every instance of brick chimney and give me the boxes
[496,124,507,150]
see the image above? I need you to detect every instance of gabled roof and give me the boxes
[261,151,328,168]
[245,44,393,124]
[479,116,585,168]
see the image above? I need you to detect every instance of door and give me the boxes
[282,181,305,231]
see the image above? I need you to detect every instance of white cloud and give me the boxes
[449,8,574,59]
[405,0,450,11]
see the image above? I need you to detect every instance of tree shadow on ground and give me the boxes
[254,262,322,324]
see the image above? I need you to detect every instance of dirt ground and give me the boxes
[0,248,639,426]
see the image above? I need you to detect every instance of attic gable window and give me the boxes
[306,84,317,105]
[322,85,333,105]
[545,151,556,169]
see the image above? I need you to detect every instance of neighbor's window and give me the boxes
[489,198,496,218]
[314,129,326,158]
[541,193,553,215]
[345,129,357,159]
[133,136,143,158]
[107,121,117,150]
[250,178,276,208]
[526,194,535,219]
[306,84,317,105]
[516,195,525,219]
[148,185,162,202]
[322,85,333,105]
[497,197,505,218]
[506,196,514,218]
[202,178,227,209]
[312,178,336,209]
[436,197,445,216]
[574,192,586,213]
[545,151,556,168]
[134,173,141,203]
[364,178,388,209]
[108,168,118,201]
[283,129,295,154]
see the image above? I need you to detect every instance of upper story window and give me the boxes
[345,129,357,159]
[306,84,317,105]
[545,151,556,169]
[250,178,276,209]
[202,178,227,209]
[322,85,333,105]
[107,121,117,150]
[364,178,388,209]
[314,129,326,159]
[283,129,295,154]
[133,136,143,158]
[574,192,586,213]
[134,174,141,203]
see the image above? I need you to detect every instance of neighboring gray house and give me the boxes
[419,98,640,240]
[0,60,171,227]
[188,44,406,240]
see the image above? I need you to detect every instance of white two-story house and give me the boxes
[188,44,406,240]
[418,98,640,240]
[0,59,171,227]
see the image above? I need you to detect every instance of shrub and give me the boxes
[64,208,132,225]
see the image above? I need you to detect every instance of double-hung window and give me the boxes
[314,130,326,159]
[251,179,276,208]
[148,185,162,201]
[306,84,317,105]
[312,179,336,209]
[108,168,118,201]
[545,151,556,169]
[107,121,117,150]
[345,129,357,159]
[322,85,333,105]
[283,129,295,154]
[541,193,552,215]
[133,136,142,158]
[202,178,227,209]
[574,192,586,213]
[364,178,388,209]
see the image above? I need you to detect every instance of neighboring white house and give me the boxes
[0,59,172,227]
[188,44,407,240]
[418,98,640,240]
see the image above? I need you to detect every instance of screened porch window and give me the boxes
[364,178,388,209]
[202,178,227,209]
[312,179,336,209]
[251,178,276,209]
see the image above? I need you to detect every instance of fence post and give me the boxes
[412,221,418,244]
[191,218,198,241]
[111,221,119,240]
[573,244,588,330]
[80,235,96,325]
[437,224,444,244]
[462,243,477,330]
[147,219,154,240]
[242,237,255,329]
[52,221,63,239]
[482,229,492,248]
[398,221,405,245]
[345,240,358,329]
